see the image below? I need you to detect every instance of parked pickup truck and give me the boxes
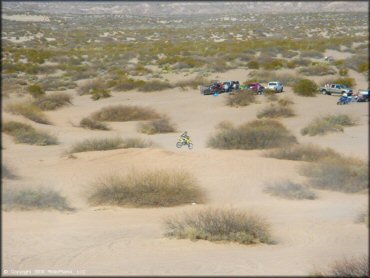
[320,84,353,96]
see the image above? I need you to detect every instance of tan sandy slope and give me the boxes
[2,68,368,276]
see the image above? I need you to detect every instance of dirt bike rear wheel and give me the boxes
[176,142,183,148]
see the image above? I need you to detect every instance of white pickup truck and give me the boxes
[319,84,353,96]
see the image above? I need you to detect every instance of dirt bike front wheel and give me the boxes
[188,143,193,150]
[176,142,183,148]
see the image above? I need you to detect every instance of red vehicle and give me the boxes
[247,83,265,94]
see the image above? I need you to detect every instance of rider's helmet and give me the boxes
[183,131,188,136]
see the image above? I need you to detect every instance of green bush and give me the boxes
[3,186,72,211]
[247,60,260,69]
[293,79,318,97]
[79,118,110,130]
[87,170,204,207]
[164,208,272,245]
[226,91,256,107]
[90,88,111,100]
[91,105,161,122]
[68,137,151,153]
[301,114,357,136]
[2,121,58,145]
[27,84,45,98]
[207,119,297,150]
[32,92,72,110]
[264,181,316,200]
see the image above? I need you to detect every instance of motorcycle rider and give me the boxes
[180,131,190,143]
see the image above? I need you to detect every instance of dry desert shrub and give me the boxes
[311,255,369,277]
[164,207,272,245]
[68,137,151,153]
[299,157,368,193]
[2,121,58,145]
[208,119,297,150]
[5,102,50,124]
[87,170,204,207]
[226,91,256,107]
[32,92,72,111]
[265,144,342,162]
[257,103,295,118]
[248,70,300,86]
[2,186,72,211]
[175,76,211,90]
[79,118,110,130]
[264,181,316,200]
[321,77,356,88]
[300,50,324,59]
[138,115,176,135]
[277,97,294,106]
[301,114,357,136]
[138,80,173,92]
[215,120,234,130]
[91,105,161,122]
[299,64,336,76]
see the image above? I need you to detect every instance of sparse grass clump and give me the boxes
[208,119,297,150]
[164,208,272,245]
[68,137,150,153]
[264,181,316,200]
[91,105,160,122]
[293,79,318,97]
[87,170,204,207]
[227,91,256,107]
[32,92,72,111]
[79,118,110,130]
[138,80,173,92]
[138,116,176,134]
[312,255,368,277]
[2,186,72,211]
[257,103,295,118]
[2,121,58,145]
[301,114,357,136]
[299,157,368,193]
[266,144,342,162]
[5,102,50,124]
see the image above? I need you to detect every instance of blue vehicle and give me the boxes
[337,95,351,105]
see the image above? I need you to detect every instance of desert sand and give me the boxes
[2,64,368,276]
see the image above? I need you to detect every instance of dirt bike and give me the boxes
[176,137,193,149]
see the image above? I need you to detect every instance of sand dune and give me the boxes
[2,71,368,275]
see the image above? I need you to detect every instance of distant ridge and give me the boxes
[2,1,368,16]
